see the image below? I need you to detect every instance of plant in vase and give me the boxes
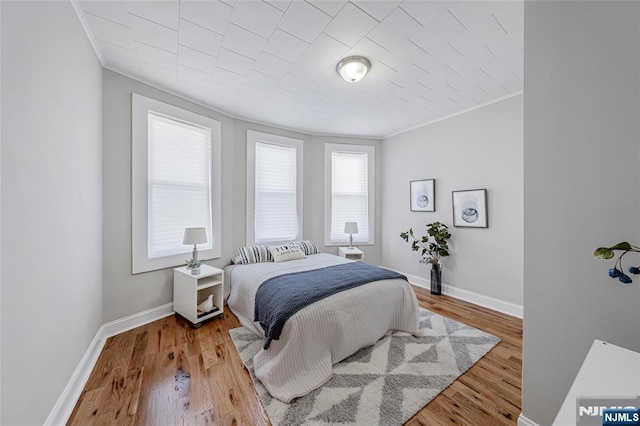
[185,258,204,275]
[400,221,452,295]
[593,241,640,284]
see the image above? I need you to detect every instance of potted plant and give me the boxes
[400,222,452,294]
[185,258,204,275]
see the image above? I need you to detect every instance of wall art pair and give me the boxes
[409,179,488,228]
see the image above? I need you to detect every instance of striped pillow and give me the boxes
[238,245,273,264]
[295,240,320,255]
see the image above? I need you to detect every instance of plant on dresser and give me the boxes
[185,258,204,275]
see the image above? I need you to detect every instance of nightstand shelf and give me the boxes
[197,307,221,319]
[196,275,222,291]
[174,264,224,328]
[338,246,364,262]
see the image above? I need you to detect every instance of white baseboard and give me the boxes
[45,303,174,425]
[43,328,106,426]
[388,268,523,319]
[518,413,540,426]
[102,302,174,338]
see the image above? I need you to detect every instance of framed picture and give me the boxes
[410,179,435,212]
[452,189,488,228]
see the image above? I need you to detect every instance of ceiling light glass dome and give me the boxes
[336,56,371,83]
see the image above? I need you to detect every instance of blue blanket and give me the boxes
[254,262,407,349]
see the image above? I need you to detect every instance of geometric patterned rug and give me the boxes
[229,308,499,426]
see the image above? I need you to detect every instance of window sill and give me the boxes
[324,242,375,247]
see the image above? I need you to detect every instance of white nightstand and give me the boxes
[338,246,364,262]
[173,264,224,328]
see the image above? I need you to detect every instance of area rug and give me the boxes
[229,308,499,426]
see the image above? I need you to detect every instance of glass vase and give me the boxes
[430,264,442,295]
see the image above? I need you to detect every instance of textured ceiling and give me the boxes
[75,0,523,138]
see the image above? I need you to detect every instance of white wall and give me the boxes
[522,2,640,425]
[102,70,383,321]
[381,95,523,306]
[0,2,103,424]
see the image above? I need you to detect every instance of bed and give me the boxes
[225,252,421,403]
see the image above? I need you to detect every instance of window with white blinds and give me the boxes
[247,130,303,245]
[324,144,375,245]
[147,112,213,258]
[132,94,221,274]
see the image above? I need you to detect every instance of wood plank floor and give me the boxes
[68,285,522,425]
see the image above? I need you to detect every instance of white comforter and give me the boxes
[226,253,420,403]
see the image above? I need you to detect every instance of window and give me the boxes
[324,143,375,245]
[132,94,221,273]
[247,130,303,245]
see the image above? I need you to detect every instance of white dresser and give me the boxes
[553,339,640,425]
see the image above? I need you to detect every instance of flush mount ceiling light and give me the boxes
[336,56,371,83]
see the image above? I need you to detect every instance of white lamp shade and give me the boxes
[344,222,359,234]
[183,227,207,245]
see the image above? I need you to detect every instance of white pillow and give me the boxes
[269,243,306,263]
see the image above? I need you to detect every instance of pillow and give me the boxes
[232,255,243,265]
[295,240,320,255]
[269,243,306,263]
[238,245,273,264]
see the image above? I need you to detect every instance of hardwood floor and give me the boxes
[68,285,522,425]
[408,286,522,426]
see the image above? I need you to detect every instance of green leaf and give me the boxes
[593,247,615,259]
[610,242,632,251]
[401,222,452,263]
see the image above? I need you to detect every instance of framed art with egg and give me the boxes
[452,189,488,228]
[410,179,435,212]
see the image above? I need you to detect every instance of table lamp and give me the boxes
[183,227,207,260]
[344,222,358,249]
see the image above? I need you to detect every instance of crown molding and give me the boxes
[383,91,524,139]
[70,0,105,67]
